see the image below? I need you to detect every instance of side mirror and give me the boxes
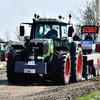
[24,36,30,41]
[68,26,74,37]
[20,26,25,36]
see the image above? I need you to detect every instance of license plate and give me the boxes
[28,61,35,65]
[24,69,36,73]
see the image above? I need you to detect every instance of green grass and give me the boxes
[4,64,7,67]
[77,91,100,100]
[0,66,6,70]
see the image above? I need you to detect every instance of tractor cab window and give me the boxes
[0,44,6,50]
[61,26,67,38]
[61,25,69,41]
[35,23,60,39]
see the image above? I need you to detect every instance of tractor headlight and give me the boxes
[37,56,44,60]
[29,56,34,60]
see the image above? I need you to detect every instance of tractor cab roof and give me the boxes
[35,17,68,24]
[33,14,71,24]
[21,14,72,26]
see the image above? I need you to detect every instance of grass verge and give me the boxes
[77,91,100,100]
[0,66,6,70]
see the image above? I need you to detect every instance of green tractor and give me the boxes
[7,14,83,85]
[0,42,8,61]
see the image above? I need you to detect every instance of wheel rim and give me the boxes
[77,55,81,76]
[5,53,8,60]
[65,59,69,78]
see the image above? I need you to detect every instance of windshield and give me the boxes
[35,23,60,39]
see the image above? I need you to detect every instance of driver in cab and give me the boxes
[46,25,58,38]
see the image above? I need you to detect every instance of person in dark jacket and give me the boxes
[73,33,80,41]
[85,33,92,40]
[46,25,58,38]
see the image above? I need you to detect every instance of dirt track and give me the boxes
[0,68,100,100]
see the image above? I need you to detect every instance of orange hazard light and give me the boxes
[69,14,72,18]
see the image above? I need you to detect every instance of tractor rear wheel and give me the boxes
[70,47,83,82]
[51,50,71,85]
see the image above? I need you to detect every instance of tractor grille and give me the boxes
[29,40,49,55]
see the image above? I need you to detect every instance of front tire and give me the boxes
[51,50,71,85]
[7,51,26,83]
[70,47,83,82]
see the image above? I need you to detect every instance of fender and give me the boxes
[11,44,26,50]
[73,41,82,50]
[55,46,70,52]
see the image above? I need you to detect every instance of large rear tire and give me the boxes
[51,50,71,85]
[7,51,26,83]
[70,47,83,82]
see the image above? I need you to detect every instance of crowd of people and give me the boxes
[73,33,93,41]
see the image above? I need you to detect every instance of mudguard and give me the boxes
[11,44,26,50]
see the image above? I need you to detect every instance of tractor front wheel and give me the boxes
[7,51,25,83]
[51,50,71,85]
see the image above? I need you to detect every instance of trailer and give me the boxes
[83,53,100,79]
[80,25,100,79]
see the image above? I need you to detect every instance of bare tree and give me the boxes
[73,0,96,25]
[72,0,97,39]
[0,38,4,42]
[4,30,11,41]
[14,27,24,44]
[74,23,81,37]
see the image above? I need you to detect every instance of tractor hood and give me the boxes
[29,39,53,59]
[29,40,49,55]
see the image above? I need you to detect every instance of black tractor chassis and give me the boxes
[15,61,47,74]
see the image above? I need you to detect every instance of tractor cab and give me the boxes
[20,14,74,47]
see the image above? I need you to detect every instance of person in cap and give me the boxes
[85,33,92,40]
[73,33,80,41]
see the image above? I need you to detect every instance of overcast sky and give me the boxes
[0,0,83,41]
